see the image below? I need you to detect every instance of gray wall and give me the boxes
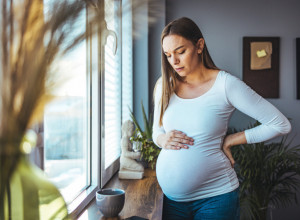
[133,0,149,125]
[164,0,300,141]
[133,0,165,126]
[147,0,300,219]
[148,0,166,112]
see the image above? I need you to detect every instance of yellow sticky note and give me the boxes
[256,49,267,58]
[251,42,272,70]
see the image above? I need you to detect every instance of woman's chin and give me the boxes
[176,71,187,78]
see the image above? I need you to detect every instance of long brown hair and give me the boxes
[158,17,218,126]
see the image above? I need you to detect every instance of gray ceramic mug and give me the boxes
[96,188,125,217]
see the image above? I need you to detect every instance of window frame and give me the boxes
[28,1,94,216]
[66,3,100,216]
[31,2,99,216]
[31,0,133,217]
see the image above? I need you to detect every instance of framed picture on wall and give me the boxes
[297,38,300,99]
[243,37,280,98]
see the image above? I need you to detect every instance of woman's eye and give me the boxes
[179,50,185,54]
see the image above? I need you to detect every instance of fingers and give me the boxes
[167,146,186,150]
[170,130,194,143]
[223,147,235,168]
[172,137,194,145]
[163,130,194,150]
[165,141,189,150]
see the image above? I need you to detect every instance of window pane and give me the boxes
[43,5,89,203]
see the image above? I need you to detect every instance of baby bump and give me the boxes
[156,148,230,197]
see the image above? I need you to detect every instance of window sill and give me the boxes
[77,169,163,219]
[69,184,98,218]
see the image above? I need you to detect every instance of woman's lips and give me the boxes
[175,67,184,72]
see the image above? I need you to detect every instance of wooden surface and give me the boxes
[78,169,163,220]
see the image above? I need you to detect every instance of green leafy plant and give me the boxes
[230,122,300,220]
[130,101,161,169]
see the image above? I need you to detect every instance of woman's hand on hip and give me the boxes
[222,131,247,168]
[222,135,235,168]
[157,130,194,150]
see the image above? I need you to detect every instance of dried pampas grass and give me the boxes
[0,0,89,141]
[0,0,162,217]
[0,1,100,216]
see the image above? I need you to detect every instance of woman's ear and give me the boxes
[197,38,205,54]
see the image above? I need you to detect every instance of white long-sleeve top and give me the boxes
[153,70,291,202]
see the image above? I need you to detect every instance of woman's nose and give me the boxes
[170,56,179,65]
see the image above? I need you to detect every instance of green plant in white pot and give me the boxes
[130,102,161,169]
[230,121,300,220]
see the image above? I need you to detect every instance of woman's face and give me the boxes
[162,34,202,77]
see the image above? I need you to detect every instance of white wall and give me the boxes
[147,0,300,219]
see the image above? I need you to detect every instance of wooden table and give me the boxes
[78,169,163,220]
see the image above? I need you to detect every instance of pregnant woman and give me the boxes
[152,17,291,220]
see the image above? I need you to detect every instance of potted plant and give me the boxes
[130,102,161,169]
[230,122,300,220]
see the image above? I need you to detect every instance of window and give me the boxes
[100,0,123,187]
[34,0,133,216]
[103,0,122,169]
[100,0,133,187]
[43,0,89,204]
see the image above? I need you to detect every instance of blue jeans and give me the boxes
[162,188,240,220]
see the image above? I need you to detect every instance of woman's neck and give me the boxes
[182,65,213,87]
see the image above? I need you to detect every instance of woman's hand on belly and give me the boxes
[157,130,194,150]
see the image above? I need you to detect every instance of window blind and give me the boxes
[104,0,122,169]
